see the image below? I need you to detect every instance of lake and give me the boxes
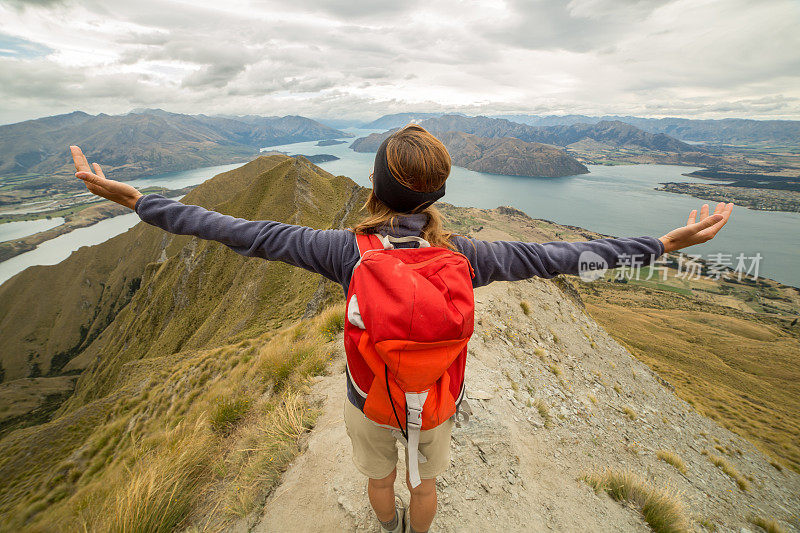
[1,129,797,287]
[0,217,65,242]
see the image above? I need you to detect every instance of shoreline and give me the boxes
[0,185,194,262]
[655,182,800,213]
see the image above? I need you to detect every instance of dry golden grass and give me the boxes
[217,389,317,519]
[319,305,345,341]
[622,406,637,420]
[3,304,341,532]
[698,517,717,531]
[581,469,689,533]
[210,396,253,436]
[95,420,214,533]
[581,291,800,473]
[533,398,553,428]
[748,515,788,533]
[707,453,749,491]
[657,450,688,475]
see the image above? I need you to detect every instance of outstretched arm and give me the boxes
[454,202,733,287]
[133,194,354,282]
[70,146,355,283]
[454,234,666,287]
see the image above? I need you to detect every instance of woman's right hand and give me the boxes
[658,202,733,253]
[70,145,142,210]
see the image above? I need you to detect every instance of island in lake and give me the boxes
[292,154,340,164]
[351,128,588,178]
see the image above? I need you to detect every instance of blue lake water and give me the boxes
[0,217,65,242]
[1,128,798,288]
[0,212,143,284]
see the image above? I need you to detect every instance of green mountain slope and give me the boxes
[0,155,364,391]
[0,154,367,530]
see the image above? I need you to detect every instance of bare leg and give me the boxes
[406,470,437,532]
[368,467,398,523]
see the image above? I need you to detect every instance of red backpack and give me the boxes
[344,232,475,487]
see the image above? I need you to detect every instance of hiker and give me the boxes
[69,125,732,533]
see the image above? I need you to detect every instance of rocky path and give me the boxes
[237,278,800,532]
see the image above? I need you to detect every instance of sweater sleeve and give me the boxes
[134,193,356,284]
[452,234,665,288]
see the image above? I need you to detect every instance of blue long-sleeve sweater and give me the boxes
[135,193,665,410]
[134,193,665,294]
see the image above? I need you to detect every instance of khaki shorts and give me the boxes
[343,398,454,480]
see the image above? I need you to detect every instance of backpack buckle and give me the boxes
[406,405,423,430]
[403,391,428,431]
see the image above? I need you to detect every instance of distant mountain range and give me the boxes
[0,109,351,182]
[352,129,588,178]
[413,115,698,152]
[367,112,800,145]
[494,115,800,145]
[351,114,715,174]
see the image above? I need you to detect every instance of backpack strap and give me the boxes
[356,233,431,255]
[404,390,429,488]
[355,233,384,256]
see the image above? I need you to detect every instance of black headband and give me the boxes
[372,135,446,213]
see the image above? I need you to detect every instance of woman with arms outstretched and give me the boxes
[70,124,732,533]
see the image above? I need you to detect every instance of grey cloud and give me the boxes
[481,0,668,53]
[0,0,64,9]
[182,63,249,89]
[255,0,424,19]
[1,0,799,123]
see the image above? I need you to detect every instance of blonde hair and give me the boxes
[352,123,457,250]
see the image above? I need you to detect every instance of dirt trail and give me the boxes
[237,278,800,533]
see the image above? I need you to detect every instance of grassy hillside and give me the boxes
[0,154,368,530]
[0,155,365,398]
[0,304,345,532]
[577,280,800,473]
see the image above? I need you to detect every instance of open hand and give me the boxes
[70,145,142,210]
[659,202,733,253]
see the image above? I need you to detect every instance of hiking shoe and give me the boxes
[380,495,406,533]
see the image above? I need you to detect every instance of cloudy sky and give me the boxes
[0,0,798,125]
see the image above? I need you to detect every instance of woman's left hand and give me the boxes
[70,145,142,210]
[659,202,734,253]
